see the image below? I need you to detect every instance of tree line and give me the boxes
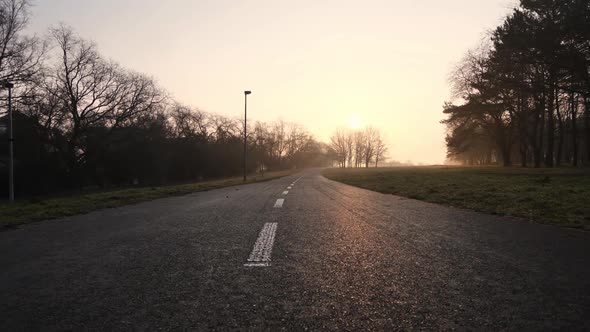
[329,127,388,168]
[0,0,332,197]
[442,0,590,167]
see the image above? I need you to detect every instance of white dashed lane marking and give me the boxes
[244,176,303,268]
[244,222,278,267]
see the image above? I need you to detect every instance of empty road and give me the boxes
[1,168,589,330]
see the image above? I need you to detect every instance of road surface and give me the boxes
[1,168,589,330]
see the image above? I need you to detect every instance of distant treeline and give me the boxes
[0,0,331,197]
[329,127,388,168]
[443,0,590,167]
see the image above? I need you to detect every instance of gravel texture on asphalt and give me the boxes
[1,168,589,330]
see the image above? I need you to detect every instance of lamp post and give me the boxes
[243,90,251,182]
[1,81,14,202]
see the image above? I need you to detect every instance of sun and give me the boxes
[347,114,362,130]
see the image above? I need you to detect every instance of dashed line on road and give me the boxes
[244,222,278,267]
[274,198,284,208]
[245,175,302,268]
[244,262,271,267]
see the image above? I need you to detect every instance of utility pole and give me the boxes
[1,81,14,202]
[243,90,251,182]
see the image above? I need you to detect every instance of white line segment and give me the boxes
[244,262,271,267]
[282,191,289,195]
[244,222,278,267]
[274,198,284,208]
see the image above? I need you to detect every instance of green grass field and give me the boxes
[0,170,295,228]
[323,166,590,229]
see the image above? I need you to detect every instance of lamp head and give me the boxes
[1,81,14,89]
[244,90,251,95]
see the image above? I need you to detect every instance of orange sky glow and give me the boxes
[28,0,517,164]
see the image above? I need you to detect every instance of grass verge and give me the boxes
[322,166,590,229]
[0,170,295,228]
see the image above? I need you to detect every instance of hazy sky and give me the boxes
[28,0,516,164]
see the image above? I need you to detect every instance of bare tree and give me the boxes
[284,123,309,161]
[329,127,389,168]
[208,114,240,142]
[0,0,46,107]
[353,130,365,167]
[374,131,388,167]
[42,25,165,182]
[329,128,348,168]
[168,103,208,139]
[362,127,378,168]
[344,130,354,168]
[271,120,287,165]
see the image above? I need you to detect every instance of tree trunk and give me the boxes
[498,134,512,167]
[65,120,83,189]
[571,92,578,166]
[533,93,545,168]
[518,97,528,167]
[585,96,590,164]
[520,146,527,167]
[556,91,564,167]
[545,81,555,167]
[502,147,511,166]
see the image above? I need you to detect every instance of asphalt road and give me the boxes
[1,168,589,331]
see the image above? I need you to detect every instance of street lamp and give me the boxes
[243,90,251,182]
[1,80,14,202]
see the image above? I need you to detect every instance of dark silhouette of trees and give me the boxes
[329,127,388,168]
[37,25,167,186]
[0,0,46,89]
[443,0,590,167]
[329,129,348,168]
[0,2,332,197]
[374,133,388,167]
